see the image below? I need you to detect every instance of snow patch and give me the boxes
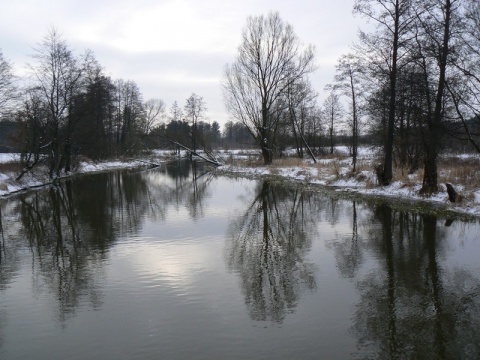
[0,153,20,163]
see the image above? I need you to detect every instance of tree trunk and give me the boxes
[329,127,334,154]
[330,109,334,154]
[350,71,359,173]
[261,144,273,165]
[382,0,400,186]
[291,115,302,158]
[422,149,438,193]
[420,0,451,194]
[64,139,71,173]
[299,132,317,163]
[261,106,273,165]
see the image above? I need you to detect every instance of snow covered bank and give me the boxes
[0,153,20,163]
[216,149,480,217]
[0,154,168,197]
[1,149,479,217]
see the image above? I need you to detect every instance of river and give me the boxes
[0,160,479,359]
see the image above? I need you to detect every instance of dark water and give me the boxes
[0,161,479,359]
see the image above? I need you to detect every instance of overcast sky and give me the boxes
[0,0,365,127]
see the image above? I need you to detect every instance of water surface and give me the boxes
[0,161,479,359]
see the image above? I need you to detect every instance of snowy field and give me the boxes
[0,153,20,163]
[1,148,480,216]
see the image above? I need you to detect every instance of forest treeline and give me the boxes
[1,0,480,194]
[0,28,259,177]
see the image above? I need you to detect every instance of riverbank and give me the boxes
[0,152,170,197]
[1,148,480,217]
[215,147,480,217]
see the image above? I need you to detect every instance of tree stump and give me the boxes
[445,183,461,203]
[375,164,384,186]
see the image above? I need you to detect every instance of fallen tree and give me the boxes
[168,140,223,166]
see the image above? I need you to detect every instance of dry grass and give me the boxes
[225,154,264,167]
[438,157,480,189]
[350,161,376,187]
[319,152,349,160]
[222,150,479,194]
[393,166,423,187]
[314,161,341,176]
[0,161,22,173]
[272,157,308,168]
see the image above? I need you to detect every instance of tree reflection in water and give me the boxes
[346,204,480,359]
[15,172,152,321]
[226,180,318,323]
[328,200,365,279]
[0,161,214,326]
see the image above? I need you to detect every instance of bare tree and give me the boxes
[354,0,415,185]
[414,0,457,194]
[165,101,185,154]
[169,101,183,123]
[444,0,480,153]
[285,77,318,162]
[15,91,50,179]
[323,90,344,154]
[305,105,323,152]
[141,98,165,136]
[184,93,207,153]
[333,54,363,172]
[0,49,18,116]
[27,27,93,177]
[223,12,316,164]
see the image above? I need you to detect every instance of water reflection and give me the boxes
[15,173,150,321]
[329,200,364,279]
[145,160,214,221]
[0,163,479,358]
[0,161,213,325]
[226,181,318,323]
[344,205,480,359]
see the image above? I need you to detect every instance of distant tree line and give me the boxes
[0,29,237,178]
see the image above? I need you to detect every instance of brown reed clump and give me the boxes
[438,156,480,190]
[0,161,22,173]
